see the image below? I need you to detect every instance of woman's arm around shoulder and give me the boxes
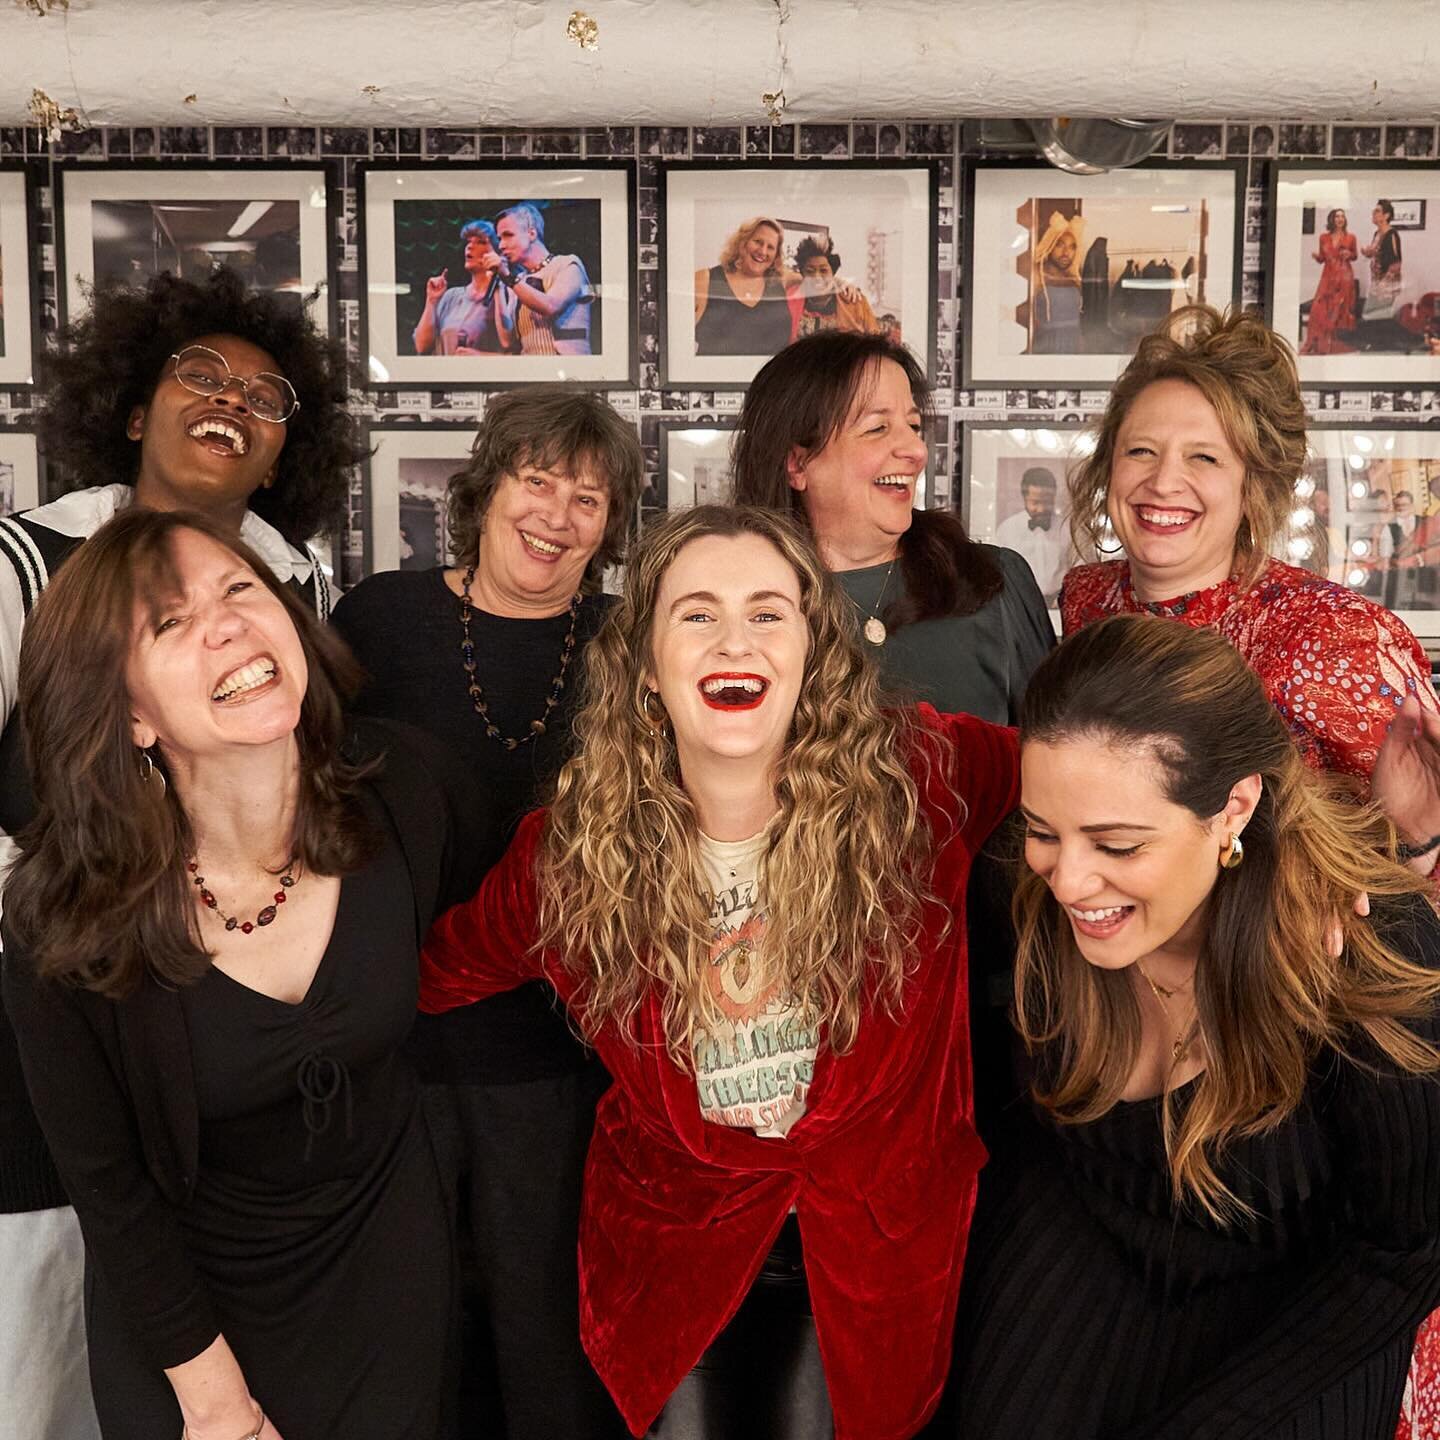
[911,703,1020,854]
[420,807,550,1013]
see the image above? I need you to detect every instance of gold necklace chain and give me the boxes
[861,560,896,646]
[1135,960,1199,1063]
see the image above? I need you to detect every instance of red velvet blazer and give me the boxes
[420,708,1019,1440]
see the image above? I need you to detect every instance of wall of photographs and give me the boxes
[0,117,1437,622]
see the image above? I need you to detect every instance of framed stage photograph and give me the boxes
[364,424,476,575]
[56,162,334,333]
[962,159,1244,387]
[657,419,737,510]
[0,164,41,387]
[661,160,937,388]
[1299,425,1440,641]
[0,431,41,518]
[360,161,635,388]
[961,421,1105,621]
[1270,163,1440,384]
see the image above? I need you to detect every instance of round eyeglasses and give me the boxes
[169,346,300,424]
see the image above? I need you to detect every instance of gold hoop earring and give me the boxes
[139,749,167,797]
[1219,832,1244,870]
[641,688,667,732]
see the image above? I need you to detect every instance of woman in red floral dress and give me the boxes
[1060,303,1440,1440]
[1300,208,1360,355]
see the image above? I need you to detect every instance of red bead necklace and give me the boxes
[187,858,298,934]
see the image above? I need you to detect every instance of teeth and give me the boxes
[521,532,563,556]
[212,659,276,702]
[187,418,248,456]
[1137,507,1192,527]
[874,474,912,488]
[702,677,765,695]
[1069,905,1128,922]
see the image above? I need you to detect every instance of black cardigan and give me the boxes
[1,719,482,1367]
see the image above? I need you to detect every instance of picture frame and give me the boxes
[1268,163,1440,385]
[656,419,738,511]
[1300,424,1440,641]
[962,158,1245,387]
[661,160,937,389]
[359,161,636,389]
[961,420,1104,625]
[0,163,42,387]
[56,161,335,334]
[0,430,41,518]
[363,423,477,576]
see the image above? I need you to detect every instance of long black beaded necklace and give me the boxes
[459,564,580,750]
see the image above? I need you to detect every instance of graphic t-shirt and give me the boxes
[693,830,818,1138]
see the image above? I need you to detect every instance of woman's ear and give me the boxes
[785,446,808,493]
[126,405,146,442]
[130,716,158,752]
[1221,772,1263,838]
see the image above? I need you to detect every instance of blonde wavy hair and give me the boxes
[1068,305,1309,588]
[537,505,934,1067]
[1013,615,1440,1222]
[718,217,786,278]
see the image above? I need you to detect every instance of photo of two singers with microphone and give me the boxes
[395,196,603,358]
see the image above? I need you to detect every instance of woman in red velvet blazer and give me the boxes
[421,504,1019,1440]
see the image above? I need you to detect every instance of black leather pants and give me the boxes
[648,1215,835,1439]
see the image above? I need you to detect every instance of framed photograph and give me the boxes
[657,419,737,510]
[962,159,1244,387]
[56,162,334,333]
[661,160,937,388]
[961,421,1104,623]
[0,431,41,517]
[1299,425,1440,640]
[1269,163,1440,384]
[0,164,41,386]
[360,161,635,388]
[364,424,475,576]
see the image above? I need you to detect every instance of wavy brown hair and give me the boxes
[731,330,1003,630]
[4,508,378,998]
[1068,305,1309,588]
[537,504,935,1065]
[446,384,642,580]
[1013,615,1440,1220]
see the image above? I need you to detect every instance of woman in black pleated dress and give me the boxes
[3,509,479,1440]
[953,616,1440,1440]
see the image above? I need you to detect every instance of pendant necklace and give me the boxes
[1136,960,1199,1063]
[861,560,897,646]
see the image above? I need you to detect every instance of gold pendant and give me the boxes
[863,615,887,646]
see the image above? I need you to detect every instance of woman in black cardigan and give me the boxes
[3,508,481,1440]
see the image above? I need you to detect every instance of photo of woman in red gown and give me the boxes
[1300,207,1359,355]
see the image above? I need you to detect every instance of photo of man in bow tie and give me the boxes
[994,464,1068,601]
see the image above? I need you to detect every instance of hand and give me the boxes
[836,279,864,303]
[182,1404,283,1440]
[452,345,484,356]
[425,270,448,303]
[477,251,503,275]
[1373,694,1440,858]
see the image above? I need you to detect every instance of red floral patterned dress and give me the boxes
[1061,557,1440,1440]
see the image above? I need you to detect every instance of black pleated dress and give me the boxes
[952,909,1440,1440]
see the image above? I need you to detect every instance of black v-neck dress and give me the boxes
[80,805,453,1439]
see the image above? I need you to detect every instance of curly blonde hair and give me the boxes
[718,217,786,278]
[1068,305,1309,588]
[537,505,934,1066]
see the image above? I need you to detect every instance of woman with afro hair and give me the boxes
[0,265,363,1440]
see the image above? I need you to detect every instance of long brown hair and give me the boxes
[5,508,378,997]
[1068,305,1308,588]
[537,504,934,1065]
[1013,615,1440,1220]
[730,331,1003,631]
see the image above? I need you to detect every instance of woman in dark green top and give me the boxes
[730,331,1053,723]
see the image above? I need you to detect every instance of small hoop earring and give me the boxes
[641,689,667,732]
[1219,832,1244,870]
[139,749,167,797]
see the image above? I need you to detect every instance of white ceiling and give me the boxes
[2,0,1438,129]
